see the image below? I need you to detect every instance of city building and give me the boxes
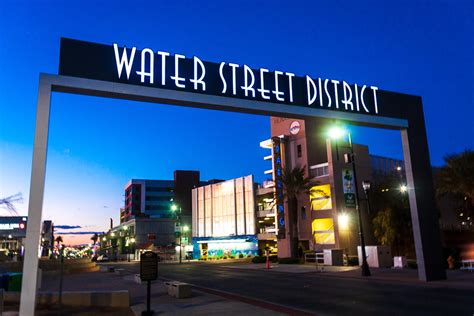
[261,117,376,258]
[0,216,28,259]
[40,220,54,257]
[370,155,404,175]
[106,170,203,260]
[191,175,258,259]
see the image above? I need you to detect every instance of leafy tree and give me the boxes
[435,149,474,203]
[281,166,319,258]
[434,149,474,229]
[370,173,413,256]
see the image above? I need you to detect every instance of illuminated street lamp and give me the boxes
[400,185,408,193]
[328,125,371,277]
[172,203,184,264]
[128,236,135,262]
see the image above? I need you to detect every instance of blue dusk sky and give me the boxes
[0,1,473,245]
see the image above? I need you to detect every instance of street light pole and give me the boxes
[172,204,182,264]
[328,126,371,277]
[347,133,371,277]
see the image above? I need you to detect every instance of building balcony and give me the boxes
[262,180,274,188]
[257,210,276,218]
[257,187,274,196]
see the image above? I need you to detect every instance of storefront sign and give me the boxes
[289,121,301,135]
[59,38,380,115]
[342,169,356,208]
[272,137,285,239]
[0,217,27,237]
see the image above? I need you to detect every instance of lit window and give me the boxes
[312,218,335,244]
[310,184,332,211]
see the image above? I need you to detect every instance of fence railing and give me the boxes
[304,252,324,264]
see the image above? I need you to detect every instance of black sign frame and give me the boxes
[140,251,158,281]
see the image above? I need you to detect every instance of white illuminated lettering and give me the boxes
[354,84,360,111]
[157,51,169,85]
[113,43,136,80]
[273,71,285,101]
[219,62,227,93]
[324,79,332,108]
[360,85,370,112]
[241,65,255,97]
[170,54,186,88]
[342,81,353,111]
[286,72,295,102]
[318,78,323,106]
[306,75,317,106]
[371,86,379,113]
[331,80,340,109]
[228,63,239,95]
[258,68,270,100]
[190,56,206,91]
[136,48,154,84]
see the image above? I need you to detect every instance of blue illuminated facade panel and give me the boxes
[192,235,258,259]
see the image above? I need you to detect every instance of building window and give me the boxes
[310,184,332,211]
[312,218,335,244]
[146,187,172,192]
[297,144,302,158]
[301,206,306,219]
[310,163,329,178]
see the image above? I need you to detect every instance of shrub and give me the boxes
[407,260,418,269]
[278,257,300,264]
[251,256,266,263]
[223,256,228,259]
[346,256,359,266]
[238,253,244,259]
[247,254,252,258]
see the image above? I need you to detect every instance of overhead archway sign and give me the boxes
[20,37,446,316]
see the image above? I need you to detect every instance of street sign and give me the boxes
[140,251,158,281]
[342,169,356,209]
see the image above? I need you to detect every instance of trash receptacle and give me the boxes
[7,273,22,292]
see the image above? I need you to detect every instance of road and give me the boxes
[111,261,474,315]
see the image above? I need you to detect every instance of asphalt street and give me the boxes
[113,262,474,315]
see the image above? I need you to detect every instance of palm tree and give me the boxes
[435,149,474,203]
[90,233,99,246]
[0,193,22,215]
[55,235,63,247]
[281,166,317,258]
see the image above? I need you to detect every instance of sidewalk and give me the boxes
[223,263,358,273]
[223,262,474,289]
[33,269,283,315]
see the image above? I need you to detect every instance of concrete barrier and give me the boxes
[4,290,129,307]
[167,282,192,299]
